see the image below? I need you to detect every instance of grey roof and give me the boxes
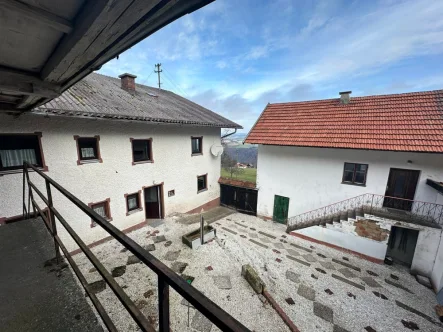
[33,73,242,129]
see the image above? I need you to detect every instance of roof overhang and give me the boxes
[0,0,213,112]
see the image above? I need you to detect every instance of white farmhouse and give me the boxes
[246,90,443,292]
[0,72,241,247]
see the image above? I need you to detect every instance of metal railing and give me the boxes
[286,193,443,232]
[23,162,250,332]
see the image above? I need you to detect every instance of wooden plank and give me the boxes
[1,0,73,33]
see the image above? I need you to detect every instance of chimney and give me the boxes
[339,91,352,104]
[119,73,137,92]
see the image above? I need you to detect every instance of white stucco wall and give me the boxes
[256,145,443,219]
[431,233,443,292]
[295,225,388,260]
[0,113,221,248]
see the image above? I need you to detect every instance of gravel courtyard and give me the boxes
[72,211,442,332]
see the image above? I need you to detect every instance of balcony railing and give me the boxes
[286,193,443,232]
[23,162,250,332]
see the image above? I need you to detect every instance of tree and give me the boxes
[221,151,244,179]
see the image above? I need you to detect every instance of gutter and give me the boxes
[221,128,237,139]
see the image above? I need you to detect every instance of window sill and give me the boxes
[341,182,366,187]
[132,160,153,165]
[126,208,143,216]
[0,166,48,176]
[90,217,113,227]
[197,188,208,194]
[191,153,203,157]
[78,159,102,165]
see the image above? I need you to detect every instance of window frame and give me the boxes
[0,132,48,175]
[197,173,208,193]
[88,198,112,228]
[191,136,203,156]
[130,138,153,165]
[74,135,102,165]
[124,190,143,216]
[341,162,368,186]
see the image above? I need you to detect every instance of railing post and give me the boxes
[158,276,170,332]
[24,164,35,219]
[46,179,61,264]
[370,194,374,215]
[22,163,26,218]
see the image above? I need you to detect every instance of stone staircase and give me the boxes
[286,194,443,233]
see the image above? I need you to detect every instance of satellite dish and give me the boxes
[210,144,224,157]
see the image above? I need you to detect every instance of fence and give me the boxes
[23,162,250,332]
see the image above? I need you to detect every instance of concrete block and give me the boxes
[241,264,266,294]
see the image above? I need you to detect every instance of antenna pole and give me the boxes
[154,63,162,89]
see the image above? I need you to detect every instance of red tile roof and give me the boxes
[244,90,443,153]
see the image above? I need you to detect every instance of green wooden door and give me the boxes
[273,195,290,224]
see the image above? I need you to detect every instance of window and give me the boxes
[126,193,140,212]
[342,163,368,185]
[197,174,207,192]
[89,198,112,227]
[131,139,152,164]
[168,190,175,197]
[74,135,102,165]
[191,136,203,155]
[0,134,45,172]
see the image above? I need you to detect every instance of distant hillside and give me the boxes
[223,146,257,166]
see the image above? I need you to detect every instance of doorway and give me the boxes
[383,168,420,211]
[273,195,290,224]
[386,226,419,266]
[144,185,163,219]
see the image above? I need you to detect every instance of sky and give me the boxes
[99,0,443,133]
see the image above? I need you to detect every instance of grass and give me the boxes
[221,168,257,183]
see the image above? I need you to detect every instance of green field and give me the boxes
[221,168,257,183]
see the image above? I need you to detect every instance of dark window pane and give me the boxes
[356,164,367,172]
[127,193,139,211]
[92,203,107,218]
[354,172,366,184]
[78,138,98,160]
[198,175,207,191]
[343,171,354,182]
[192,138,202,154]
[344,163,355,171]
[0,135,43,171]
[133,140,151,162]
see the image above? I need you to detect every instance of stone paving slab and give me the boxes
[313,302,334,323]
[333,325,351,332]
[297,284,316,301]
[289,242,312,253]
[127,255,141,265]
[259,237,272,243]
[332,258,361,272]
[213,276,232,289]
[249,239,268,249]
[302,254,317,263]
[111,265,126,277]
[385,278,414,294]
[258,231,276,239]
[274,242,285,249]
[338,268,358,279]
[248,233,258,238]
[148,219,164,228]
[152,235,166,243]
[396,300,441,326]
[286,270,301,283]
[191,311,213,332]
[286,249,300,256]
[171,262,188,273]
[361,276,382,288]
[164,250,180,261]
[319,261,336,270]
[221,227,237,235]
[332,274,365,290]
[143,244,155,251]
[287,255,311,267]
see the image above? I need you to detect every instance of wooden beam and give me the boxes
[0,66,61,98]
[41,0,111,81]
[0,0,73,33]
